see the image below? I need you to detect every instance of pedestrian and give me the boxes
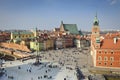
[31,77,33,80]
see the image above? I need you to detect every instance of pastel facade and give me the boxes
[30,39,54,51]
[11,31,34,40]
[0,32,10,42]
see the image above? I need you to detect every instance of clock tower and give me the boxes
[91,14,100,41]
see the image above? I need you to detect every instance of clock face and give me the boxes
[94,27,98,30]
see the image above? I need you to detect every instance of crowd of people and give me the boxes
[39,47,91,69]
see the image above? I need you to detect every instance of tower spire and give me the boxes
[93,13,99,26]
[96,12,97,17]
[61,20,63,25]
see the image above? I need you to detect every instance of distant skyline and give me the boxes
[0,0,120,31]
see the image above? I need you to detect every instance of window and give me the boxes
[99,62,101,65]
[110,57,114,61]
[104,62,107,65]
[111,51,114,54]
[104,56,108,61]
[105,51,107,54]
[98,56,102,61]
[110,63,113,66]
[99,51,101,53]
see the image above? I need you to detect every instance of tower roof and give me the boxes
[93,14,99,26]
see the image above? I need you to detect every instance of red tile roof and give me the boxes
[100,38,120,49]
[105,32,120,39]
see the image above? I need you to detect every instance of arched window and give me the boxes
[104,56,108,61]
[99,51,101,53]
[104,62,107,65]
[110,57,114,61]
[98,56,102,61]
[105,51,107,54]
[111,51,114,54]
[110,63,113,66]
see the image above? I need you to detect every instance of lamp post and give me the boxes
[36,42,39,64]
[34,37,40,65]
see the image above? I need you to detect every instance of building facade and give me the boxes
[11,31,34,40]
[91,15,120,68]
[0,32,10,42]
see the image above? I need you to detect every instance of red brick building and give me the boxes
[91,15,120,68]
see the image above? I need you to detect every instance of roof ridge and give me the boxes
[63,24,77,25]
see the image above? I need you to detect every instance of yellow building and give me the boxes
[45,39,54,50]
[30,41,45,51]
[30,39,54,51]
[11,31,35,40]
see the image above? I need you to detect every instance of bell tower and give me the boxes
[91,14,100,40]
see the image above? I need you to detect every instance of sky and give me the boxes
[0,0,120,31]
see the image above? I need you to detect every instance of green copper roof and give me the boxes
[63,24,79,34]
[93,15,99,26]
[15,36,21,41]
[79,30,83,35]
[12,31,33,34]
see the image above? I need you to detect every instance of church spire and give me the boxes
[61,20,63,25]
[93,13,99,26]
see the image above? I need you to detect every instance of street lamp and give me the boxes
[34,37,41,65]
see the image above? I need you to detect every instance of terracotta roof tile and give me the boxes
[100,38,120,49]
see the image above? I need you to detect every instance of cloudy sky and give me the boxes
[0,0,120,31]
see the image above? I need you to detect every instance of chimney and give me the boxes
[114,38,117,44]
